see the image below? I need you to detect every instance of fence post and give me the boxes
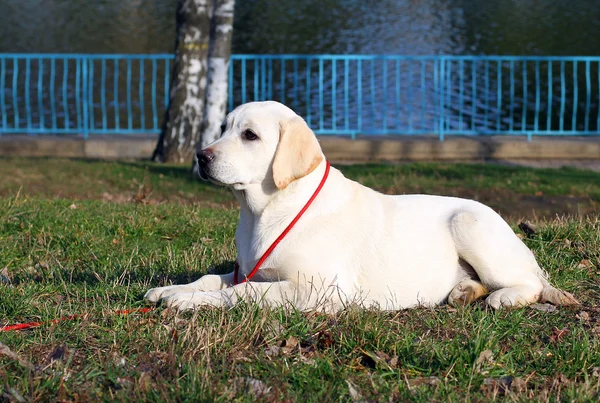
[438,57,445,141]
[81,57,89,139]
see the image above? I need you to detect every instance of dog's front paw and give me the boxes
[144,284,200,303]
[162,293,200,311]
[144,286,166,303]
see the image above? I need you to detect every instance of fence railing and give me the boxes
[1,53,600,140]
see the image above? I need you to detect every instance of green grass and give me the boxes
[1,157,599,401]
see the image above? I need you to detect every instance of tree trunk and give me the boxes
[199,0,235,150]
[153,0,212,163]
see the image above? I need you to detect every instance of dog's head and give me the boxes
[197,101,324,190]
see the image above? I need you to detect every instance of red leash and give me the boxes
[3,161,331,331]
[234,160,331,285]
[0,307,154,332]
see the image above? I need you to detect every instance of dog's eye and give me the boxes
[242,129,258,141]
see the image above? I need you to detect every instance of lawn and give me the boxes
[0,157,599,401]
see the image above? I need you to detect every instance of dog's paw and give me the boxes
[485,287,535,309]
[162,293,199,311]
[144,287,165,303]
[448,279,488,307]
[144,285,199,303]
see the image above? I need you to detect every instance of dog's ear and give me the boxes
[272,116,324,190]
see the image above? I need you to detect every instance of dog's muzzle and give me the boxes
[196,149,215,180]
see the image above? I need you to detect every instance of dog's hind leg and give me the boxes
[448,209,576,309]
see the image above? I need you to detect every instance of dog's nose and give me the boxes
[196,149,215,166]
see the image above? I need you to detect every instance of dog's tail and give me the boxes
[537,271,579,306]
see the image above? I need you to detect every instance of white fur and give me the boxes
[145,101,576,311]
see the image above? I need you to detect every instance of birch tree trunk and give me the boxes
[199,0,235,149]
[153,0,212,163]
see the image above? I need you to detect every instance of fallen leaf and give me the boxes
[549,327,569,343]
[482,376,513,395]
[475,349,494,371]
[69,203,77,210]
[408,376,441,387]
[576,311,591,321]
[577,259,594,269]
[346,380,363,402]
[530,303,557,313]
[0,342,34,370]
[0,267,11,285]
[240,377,270,397]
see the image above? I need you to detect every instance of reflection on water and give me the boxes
[1,0,599,134]
[1,0,599,55]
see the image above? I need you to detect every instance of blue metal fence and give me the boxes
[1,53,600,140]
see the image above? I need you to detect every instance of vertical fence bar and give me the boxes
[292,59,297,112]
[82,58,89,138]
[584,60,590,132]
[484,60,489,132]
[151,59,157,131]
[0,58,5,131]
[332,59,336,131]
[357,59,362,135]
[445,59,451,134]
[572,60,578,131]
[496,60,502,131]
[228,58,234,111]
[164,58,170,109]
[139,59,145,131]
[559,60,565,132]
[439,58,445,141]
[306,58,311,126]
[459,59,464,130]
[344,58,349,131]
[75,59,82,132]
[126,59,132,130]
[547,61,552,132]
[395,59,400,131]
[383,59,388,132]
[522,60,528,139]
[267,58,273,100]
[280,59,285,104]
[12,58,19,129]
[37,58,44,130]
[0,58,6,131]
[241,58,247,104]
[433,58,438,133]
[419,60,425,132]
[597,60,600,131]
[101,59,107,131]
[62,59,69,130]
[509,59,514,133]
[408,60,413,133]
[534,60,540,133]
[25,58,31,130]
[319,58,323,131]
[88,59,94,134]
[254,59,259,101]
[114,59,120,130]
[370,59,375,132]
[472,60,478,132]
[260,58,266,100]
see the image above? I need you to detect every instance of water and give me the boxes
[1,0,599,134]
[2,0,599,56]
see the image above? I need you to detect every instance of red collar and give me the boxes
[233,160,331,285]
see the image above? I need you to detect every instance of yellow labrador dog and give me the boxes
[145,101,577,311]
